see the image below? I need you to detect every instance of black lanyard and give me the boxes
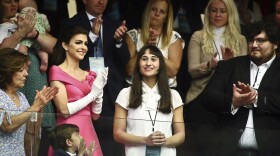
[147,102,160,132]
[253,68,259,88]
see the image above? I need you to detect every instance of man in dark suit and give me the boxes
[202,21,280,156]
[61,0,130,155]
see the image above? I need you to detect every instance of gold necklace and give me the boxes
[6,91,18,101]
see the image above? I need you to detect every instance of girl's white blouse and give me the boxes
[115,82,183,156]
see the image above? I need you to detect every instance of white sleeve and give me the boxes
[89,31,98,43]
[170,89,183,110]
[115,87,131,109]
[171,31,185,49]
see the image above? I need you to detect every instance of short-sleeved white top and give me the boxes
[115,82,183,156]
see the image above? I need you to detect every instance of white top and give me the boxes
[115,82,183,156]
[0,22,20,49]
[126,29,185,87]
[213,26,225,61]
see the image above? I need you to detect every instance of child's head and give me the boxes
[49,124,83,152]
[18,0,37,11]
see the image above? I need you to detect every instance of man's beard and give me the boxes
[249,50,275,66]
[249,50,262,65]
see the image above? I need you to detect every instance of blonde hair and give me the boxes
[140,0,174,48]
[202,0,242,56]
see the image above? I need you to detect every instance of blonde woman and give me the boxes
[125,0,184,87]
[184,0,248,155]
[185,0,248,123]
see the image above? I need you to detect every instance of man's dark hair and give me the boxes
[246,21,280,45]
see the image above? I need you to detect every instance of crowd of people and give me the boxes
[1,0,280,156]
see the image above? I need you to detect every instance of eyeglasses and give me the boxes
[249,38,269,45]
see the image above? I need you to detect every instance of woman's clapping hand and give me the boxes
[32,86,59,112]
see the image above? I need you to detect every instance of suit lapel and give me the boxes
[236,56,251,85]
[102,18,108,57]
[259,57,280,89]
[80,11,92,31]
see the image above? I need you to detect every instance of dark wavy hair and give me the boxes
[129,45,172,114]
[48,124,79,151]
[50,25,88,66]
[246,21,280,45]
[0,48,29,89]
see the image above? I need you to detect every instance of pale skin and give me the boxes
[113,104,185,147]
[67,135,95,156]
[208,46,234,69]
[0,62,58,133]
[0,9,35,50]
[125,27,183,78]
[114,20,127,42]
[83,0,107,38]
[125,0,183,78]
[113,50,185,148]
[77,139,95,156]
[50,34,99,119]
[207,0,234,69]
[232,81,258,109]
[0,5,57,53]
[91,15,127,43]
[0,86,58,133]
[85,0,126,44]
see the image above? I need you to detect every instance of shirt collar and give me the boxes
[142,81,158,93]
[66,151,76,156]
[142,82,161,110]
[250,55,276,69]
[85,11,96,21]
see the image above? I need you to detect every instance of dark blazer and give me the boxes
[54,149,71,156]
[201,55,280,156]
[61,11,130,117]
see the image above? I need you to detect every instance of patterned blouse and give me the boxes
[0,89,30,156]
